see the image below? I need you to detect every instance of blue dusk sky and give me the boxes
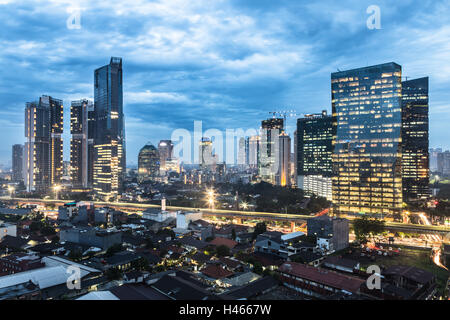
[0,0,449,166]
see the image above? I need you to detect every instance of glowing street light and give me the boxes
[53,185,62,200]
[241,202,248,211]
[7,185,15,198]
[206,188,215,210]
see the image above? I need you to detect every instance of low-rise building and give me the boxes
[278,262,365,299]
[307,216,349,252]
[59,227,122,250]
[0,253,44,276]
[0,222,17,240]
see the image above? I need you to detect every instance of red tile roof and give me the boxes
[201,264,234,279]
[209,237,237,249]
[279,262,364,293]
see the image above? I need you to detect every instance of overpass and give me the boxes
[2,197,449,235]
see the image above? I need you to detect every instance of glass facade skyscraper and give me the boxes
[401,77,430,202]
[70,99,94,188]
[331,63,403,216]
[297,111,334,200]
[12,144,23,182]
[259,118,284,184]
[93,57,125,200]
[138,143,160,182]
[24,95,63,192]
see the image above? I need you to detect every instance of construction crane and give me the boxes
[268,110,302,130]
[269,109,329,131]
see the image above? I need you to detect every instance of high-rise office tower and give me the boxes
[297,111,334,200]
[44,95,64,185]
[70,99,94,188]
[401,77,430,201]
[199,137,214,170]
[248,135,260,169]
[237,137,247,168]
[259,118,284,184]
[138,143,160,182]
[24,95,63,192]
[437,151,450,175]
[276,132,291,186]
[93,57,125,200]
[12,144,23,182]
[429,148,442,172]
[332,63,403,216]
[158,140,174,173]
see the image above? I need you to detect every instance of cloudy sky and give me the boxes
[0,0,449,166]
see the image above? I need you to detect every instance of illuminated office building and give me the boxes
[12,144,23,182]
[401,77,430,202]
[259,118,284,184]
[297,111,334,200]
[331,63,403,216]
[158,140,174,173]
[24,96,63,192]
[70,99,94,188]
[93,57,125,200]
[138,143,160,182]
[276,132,291,186]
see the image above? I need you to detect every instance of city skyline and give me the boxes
[1,1,450,166]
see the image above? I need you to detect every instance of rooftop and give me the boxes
[279,262,364,293]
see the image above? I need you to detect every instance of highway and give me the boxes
[1,197,450,235]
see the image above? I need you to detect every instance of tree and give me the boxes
[105,243,123,257]
[353,215,386,243]
[231,228,236,240]
[252,261,263,274]
[216,245,230,257]
[252,222,267,240]
[105,267,122,280]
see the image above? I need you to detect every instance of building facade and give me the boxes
[70,99,94,188]
[259,118,284,184]
[12,144,23,182]
[199,137,214,170]
[401,77,430,202]
[276,132,291,186]
[158,140,174,173]
[24,96,63,192]
[138,143,160,182]
[331,63,403,216]
[248,135,260,169]
[297,111,334,200]
[93,57,125,200]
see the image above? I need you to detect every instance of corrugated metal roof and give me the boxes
[0,266,69,290]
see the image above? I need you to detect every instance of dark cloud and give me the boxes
[0,0,449,166]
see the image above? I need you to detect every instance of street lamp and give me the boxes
[53,185,61,200]
[7,185,15,198]
[241,202,248,211]
[206,188,215,210]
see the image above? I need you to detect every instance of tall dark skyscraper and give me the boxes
[138,143,160,183]
[24,95,63,192]
[297,111,334,200]
[93,57,125,200]
[12,144,23,182]
[259,118,284,184]
[70,99,94,188]
[331,63,403,216]
[401,77,430,202]
[158,140,174,173]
